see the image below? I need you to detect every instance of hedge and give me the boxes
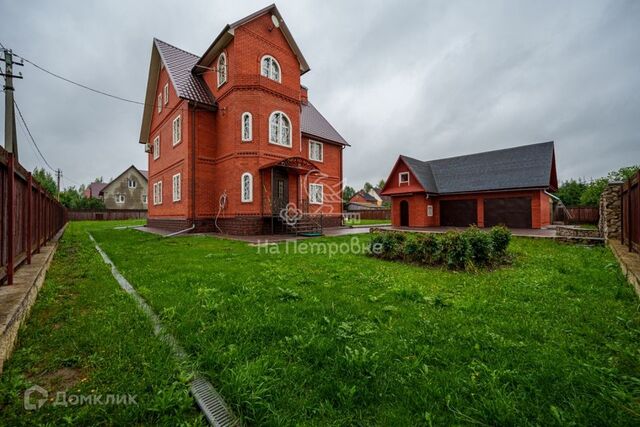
[369,226,512,270]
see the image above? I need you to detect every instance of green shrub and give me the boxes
[440,231,472,270]
[403,235,423,263]
[464,226,494,266]
[489,226,511,257]
[371,232,406,260]
[417,234,442,265]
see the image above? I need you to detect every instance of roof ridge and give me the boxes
[426,141,554,163]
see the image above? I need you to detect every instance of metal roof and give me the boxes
[399,141,556,194]
[302,102,349,146]
[154,39,215,106]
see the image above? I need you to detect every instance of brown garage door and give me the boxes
[484,197,532,228]
[440,199,477,227]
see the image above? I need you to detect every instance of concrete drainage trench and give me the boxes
[88,233,237,426]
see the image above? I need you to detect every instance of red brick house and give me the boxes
[138,5,349,234]
[380,142,558,229]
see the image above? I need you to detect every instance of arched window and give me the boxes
[241,112,252,142]
[269,111,291,147]
[217,53,227,87]
[241,172,253,202]
[261,55,281,82]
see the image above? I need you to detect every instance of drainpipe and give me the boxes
[191,102,197,229]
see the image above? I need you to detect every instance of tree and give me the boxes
[554,179,587,206]
[363,182,373,192]
[32,168,57,197]
[343,185,356,203]
[377,179,386,189]
[59,186,105,210]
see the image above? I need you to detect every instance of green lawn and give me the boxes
[0,220,204,426]
[344,218,391,226]
[2,222,640,425]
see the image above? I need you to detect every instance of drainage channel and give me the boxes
[88,233,237,426]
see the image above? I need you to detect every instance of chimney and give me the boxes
[300,85,308,105]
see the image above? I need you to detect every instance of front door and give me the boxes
[400,200,409,226]
[272,168,289,214]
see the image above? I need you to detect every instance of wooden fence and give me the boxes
[1,147,67,285]
[347,209,391,220]
[67,209,147,221]
[621,171,640,254]
[555,206,599,224]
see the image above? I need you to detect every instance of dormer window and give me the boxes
[399,172,410,184]
[217,53,227,87]
[261,55,281,82]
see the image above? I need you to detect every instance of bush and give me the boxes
[465,226,494,265]
[369,226,511,270]
[489,226,511,257]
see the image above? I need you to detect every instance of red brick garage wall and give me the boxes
[391,190,551,229]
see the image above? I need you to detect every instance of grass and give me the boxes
[76,226,640,425]
[344,218,391,226]
[0,220,204,426]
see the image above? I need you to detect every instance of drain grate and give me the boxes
[191,376,238,427]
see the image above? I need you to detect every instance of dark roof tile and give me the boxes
[302,102,349,146]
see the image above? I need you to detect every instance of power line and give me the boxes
[13,99,56,172]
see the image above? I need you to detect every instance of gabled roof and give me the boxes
[100,165,148,195]
[385,141,557,195]
[195,4,310,75]
[155,39,215,106]
[350,190,377,203]
[86,182,107,197]
[302,102,349,146]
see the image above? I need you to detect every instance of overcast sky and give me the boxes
[1,0,638,190]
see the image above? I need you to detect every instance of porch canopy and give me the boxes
[259,156,319,175]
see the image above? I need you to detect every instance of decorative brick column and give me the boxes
[599,182,623,240]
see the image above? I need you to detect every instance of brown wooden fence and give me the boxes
[1,147,67,286]
[555,206,600,224]
[346,209,391,221]
[621,171,640,254]
[67,209,147,221]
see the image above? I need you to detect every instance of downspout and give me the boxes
[545,190,572,220]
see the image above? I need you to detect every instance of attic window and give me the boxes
[217,53,227,87]
[128,179,137,189]
[261,55,281,82]
[399,172,410,184]
[157,94,162,114]
[163,83,169,105]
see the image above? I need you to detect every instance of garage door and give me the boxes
[440,199,477,227]
[484,197,532,228]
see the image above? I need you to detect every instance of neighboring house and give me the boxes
[84,182,107,199]
[99,166,149,210]
[138,5,349,234]
[380,141,558,229]
[370,187,391,205]
[348,190,378,209]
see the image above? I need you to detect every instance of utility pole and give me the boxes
[1,47,24,159]
[56,168,62,200]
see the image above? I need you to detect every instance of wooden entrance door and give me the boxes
[400,200,409,226]
[272,168,289,214]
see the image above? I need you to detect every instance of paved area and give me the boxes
[0,227,64,373]
[609,239,640,297]
[384,226,557,238]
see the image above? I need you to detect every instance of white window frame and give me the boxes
[115,193,125,204]
[153,181,163,205]
[172,173,181,202]
[260,55,281,82]
[427,205,433,217]
[309,140,323,162]
[399,172,410,184]
[153,136,160,160]
[241,172,253,203]
[128,178,137,189]
[309,183,323,205]
[241,112,253,142]
[172,115,182,146]
[142,194,148,204]
[217,53,227,87]
[163,83,169,105]
[157,94,162,113]
[268,111,292,147]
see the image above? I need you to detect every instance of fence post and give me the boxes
[26,172,32,264]
[6,153,15,285]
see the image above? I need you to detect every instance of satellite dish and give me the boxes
[271,14,280,28]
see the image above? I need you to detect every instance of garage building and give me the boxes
[380,141,558,229]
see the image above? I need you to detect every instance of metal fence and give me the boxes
[621,171,640,254]
[67,209,147,221]
[1,147,67,285]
